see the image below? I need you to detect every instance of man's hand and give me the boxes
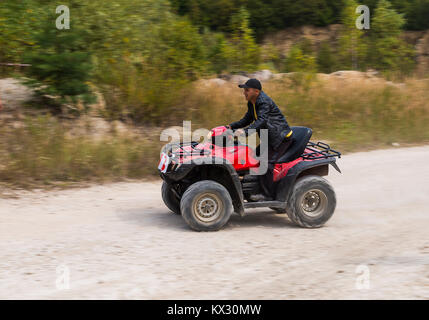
[235,128,245,136]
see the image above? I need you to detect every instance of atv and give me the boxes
[158,126,341,231]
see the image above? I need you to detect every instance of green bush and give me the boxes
[369,0,416,75]
[317,42,335,73]
[284,44,317,73]
[337,0,368,70]
[23,11,94,110]
[225,7,260,73]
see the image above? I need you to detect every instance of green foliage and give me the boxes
[150,17,208,80]
[24,15,93,106]
[331,0,416,75]
[1,0,215,119]
[284,44,317,73]
[0,1,46,64]
[372,0,405,37]
[91,6,209,123]
[369,0,416,75]
[170,0,429,35]
[170,0,344,39]
[204,32,232,74]
[0,0,421,125]
[404,0,429,30]
[337,0,368,70]
[317,42,335,73]
[171,0,238,34]
[225,7,260,73]
[363,0,429,30]
[261,42,283,72]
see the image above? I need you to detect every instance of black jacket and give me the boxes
[229,91,292,150]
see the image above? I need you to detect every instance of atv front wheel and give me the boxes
[180,180,233,231]
[161,181,181,215]
[286,175,336,228]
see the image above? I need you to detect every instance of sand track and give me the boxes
[0,146,428,299]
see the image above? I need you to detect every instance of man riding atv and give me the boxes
[158,78,341,231]
[227,78,293,202]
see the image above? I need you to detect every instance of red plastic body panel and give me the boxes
[272,148,326,181]
[273,158,303,182]
[176,143,259,171]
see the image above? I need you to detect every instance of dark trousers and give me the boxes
[256,137,293,197]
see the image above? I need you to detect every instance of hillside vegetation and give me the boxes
[1,73,429,188]
[0,0,429,188]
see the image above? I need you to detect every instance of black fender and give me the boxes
[275,158,341,202]
[161,157,245,216]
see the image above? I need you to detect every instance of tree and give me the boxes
[337,0,368,70]
[398,0,429,30]
[153,17,207,80]
[227,7,260,73]
[369,0,415,74]
[169,0,344,39]
[284,44,317,73]
[317,42,335,73]
[205,32,233,74]
[24,12,93,108]
[0,1,46,64]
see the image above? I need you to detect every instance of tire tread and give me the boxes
[180,180,233,231]
[286,175,336,228]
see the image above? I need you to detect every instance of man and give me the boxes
[227,78,293,201]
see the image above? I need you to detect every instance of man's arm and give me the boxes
[229,109,252,129]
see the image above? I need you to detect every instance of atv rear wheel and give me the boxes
[180,180,233,231]
[286,175,336,228]
[161,181,181,215]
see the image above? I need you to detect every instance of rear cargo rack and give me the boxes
[302,141,341,160]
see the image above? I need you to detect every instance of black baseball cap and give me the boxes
[238,78,262,90]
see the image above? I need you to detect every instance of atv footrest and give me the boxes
[244,201,285,209]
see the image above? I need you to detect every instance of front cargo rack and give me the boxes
[302,141,341,160]
[165,141,212,157]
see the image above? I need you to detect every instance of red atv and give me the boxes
[158,126,341,231]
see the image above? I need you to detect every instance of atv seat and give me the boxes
[276,126,312,163]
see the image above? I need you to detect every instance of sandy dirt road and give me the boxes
[0,146,428,299]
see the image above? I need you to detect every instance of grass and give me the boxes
[0,115,162,188]
[1,73,429,189]
[181,74,429,152]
